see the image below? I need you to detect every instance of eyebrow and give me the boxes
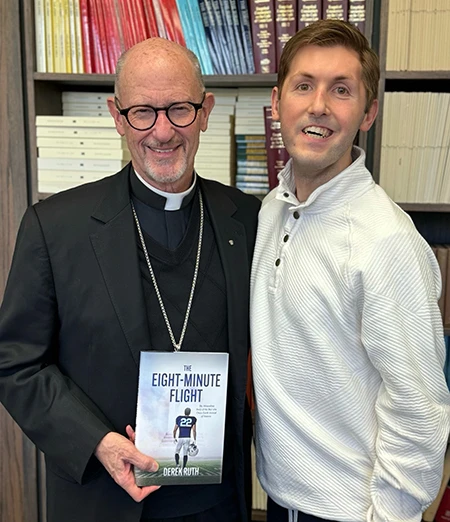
[294,72,356,82]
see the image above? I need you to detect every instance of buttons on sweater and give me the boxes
[293,211,299,219]
[275,259,281,267]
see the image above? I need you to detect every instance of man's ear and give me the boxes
[360,99,378,132]
[271,86,280,121]
[199,92,215,132]
[107,96,126,137]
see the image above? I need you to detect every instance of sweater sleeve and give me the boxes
[360,231,450,522]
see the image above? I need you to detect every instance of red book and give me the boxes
[348,0,366,34]
[323,0,348,21]
[436,481,450,522]
[274,0,297,64]
[151,0,167,38]
[129,0,150,43]
[103,0,124,72]
[117,0,135,49]
[89,0,106,73]
[159,0,186,45]
[264,106,290,190]
[79,0,93,73]
[297,0,321,30]
[141,0,159,37]
[249,0,277,73]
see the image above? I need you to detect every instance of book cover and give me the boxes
[38,147,131,160]
[297,0,321,30]
[135,351,229,486]
[264,106,289,189]
[37,157,128,172]
[36,126,119,138]
[36,115,115,127]
[275,0,297,63]
[37,136,127,149]
[249,0,277,74]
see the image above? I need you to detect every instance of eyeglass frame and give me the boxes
[114,93,206,131]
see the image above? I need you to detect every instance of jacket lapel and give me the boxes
[89,166,149,366]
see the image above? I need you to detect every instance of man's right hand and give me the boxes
[94,431,160,502]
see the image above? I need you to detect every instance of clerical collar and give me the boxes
[133,169,197,211]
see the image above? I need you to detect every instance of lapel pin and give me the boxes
[228,240,234,246]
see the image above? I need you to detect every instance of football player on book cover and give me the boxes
[173,407,197,469]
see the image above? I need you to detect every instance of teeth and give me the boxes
[303,126,331,138]
[153,148,175,153]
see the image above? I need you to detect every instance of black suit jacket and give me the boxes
[0,165,261,522]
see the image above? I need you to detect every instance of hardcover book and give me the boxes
[297,0,322,30]
[249,0,277,73]
[263,106,290,189]
[134,351,229,486]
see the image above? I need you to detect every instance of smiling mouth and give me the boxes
[302,126,332,139]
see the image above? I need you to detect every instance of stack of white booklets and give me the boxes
[251,440,267,511]
[37,91,129,194]
[196,88,238,186]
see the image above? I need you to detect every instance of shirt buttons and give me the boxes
[283,235,289,242]
[283,192,289,198]
[293,211,299,219]
[275,258,281,267]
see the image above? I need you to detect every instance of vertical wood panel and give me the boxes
[0,0,39,521]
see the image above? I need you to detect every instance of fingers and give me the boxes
[126,424,136,443]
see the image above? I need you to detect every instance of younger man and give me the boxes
[251,19,450,522]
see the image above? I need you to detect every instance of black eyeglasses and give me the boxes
[114,93,206,131]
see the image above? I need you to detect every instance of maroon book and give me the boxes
[275,0,297,64]
[348,0,366,34]
[249,0,277,73]
[264,106,290,190]
[297,0,321,30]
[323,0,348,21]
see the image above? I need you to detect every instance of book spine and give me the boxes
[275,0,297,64]
[249,0,277,74]
[229,0,248,73]
[129,0,150,43]
[198,0,224,75]
[263,106,289,189]
[73,0,84,72]
[38,148,130,160]
[89,0,106,73]
[68,0,78,73]
[44,0,54,72]
[37,157,128,171]
[297,0,321,30]
[141,0,159,38]
[348,0,366,34]
[117,0,134,49]
[79,0,93,72]
[236,0,255,74]
[210,0,234,74]
[221,0,243,74]
[159,0,186,46]
[185,0,214,75]
[151,0,168,38]
[103,0,124,72]
[35,0,47,72]
[52,0,62,71]
[323,0,348,21]
[62,0,72,72]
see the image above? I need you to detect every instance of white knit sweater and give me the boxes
[250,148,450,522]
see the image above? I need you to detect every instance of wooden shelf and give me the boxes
[252,509,267,521]
[398,203,450,213]
[33,72,278,88]
[385,71,450,80]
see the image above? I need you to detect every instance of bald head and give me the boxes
[114,38,204,99]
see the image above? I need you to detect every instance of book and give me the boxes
[36,115,115,127]
[323,0,348,21]
[198,0,225,75]
[159,0,186,45]
[274,0,297,63]
[38,148,131,160]
[62,91,112,104]
[297,0,322,30]
[249,0,277,73]
[134,351,229,485]
[44,0,54,72]
[36,136,127,149]
[37,157,128,172]
[36,126,119,138]
[348,0,366,34]
[236,0,256,74]
[35,0,47,72]
[220,0,243,74]
[263,106,289,189]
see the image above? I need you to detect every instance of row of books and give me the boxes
[34,0,367,75]
[379,91,450,204]
[386,0,450,71]
[36,88,285,195]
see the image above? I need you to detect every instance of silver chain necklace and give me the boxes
[131,191,204,352]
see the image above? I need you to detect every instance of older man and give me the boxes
[0,38,260,522]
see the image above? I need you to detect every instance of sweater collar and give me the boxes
[275,146,374,213]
